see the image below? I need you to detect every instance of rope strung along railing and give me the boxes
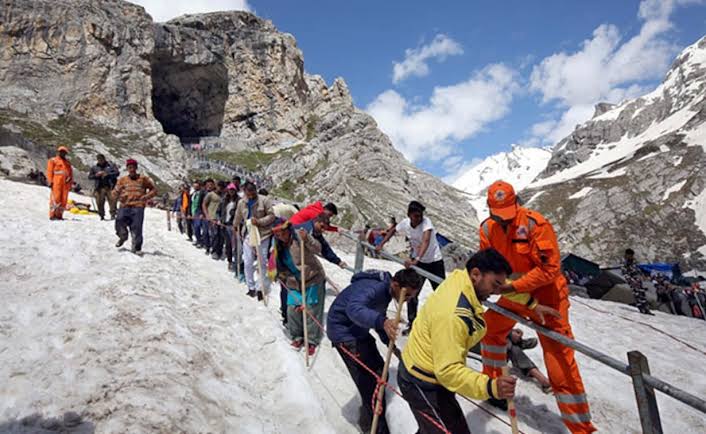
[174,216,520,431]
[340,230,706,432]
[167,214,706,431]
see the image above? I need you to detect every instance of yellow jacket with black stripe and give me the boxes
[401,269,500,400]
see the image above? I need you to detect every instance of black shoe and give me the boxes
[99,215,105,221]
[520,337,538,350]
[486,397,508,411]
[247,290,256,298]
[257,291,264,301]
[115,237,127,248]
[187,237,193,241]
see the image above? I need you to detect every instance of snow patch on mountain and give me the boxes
[452,146,551,217]
[532,106,698,188]
[569,187,592,199]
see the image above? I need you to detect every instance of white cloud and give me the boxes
[392,34,464,84]
[130,0,251,22]
[442,157,483,185]
[527,0,701,145]
[367,64,520,163]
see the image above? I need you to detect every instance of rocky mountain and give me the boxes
[452,145,552,218]
[523,35,706,269]
[0,0,477,245]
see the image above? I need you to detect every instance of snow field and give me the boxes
[1,179,705,433]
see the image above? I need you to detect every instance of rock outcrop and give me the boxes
[0,1,478,244]
[524,36,706,269]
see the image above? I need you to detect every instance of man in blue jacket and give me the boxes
[327,268,424,434]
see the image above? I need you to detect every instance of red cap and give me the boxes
[57,146,69,153]
[126,159,138,167]
[487,180,518,221]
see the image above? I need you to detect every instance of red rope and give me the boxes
[171,215,522,433]
[303,306,451,433]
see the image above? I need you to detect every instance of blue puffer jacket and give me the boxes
[326,270,393,345]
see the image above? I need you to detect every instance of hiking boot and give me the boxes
[247,290,256,298]
[257,291,264,301]
[307,344,317,356]
[520,337,538,350]
[486,397,508,411]
[227,262,234,271]
[115,237,128,248]
[211,252,220,260]
[291,340,303,351]
[238,273,246,283]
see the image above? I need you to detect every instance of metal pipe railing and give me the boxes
[339,230,706,418]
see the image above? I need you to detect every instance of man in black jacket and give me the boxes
[88,154,119,220]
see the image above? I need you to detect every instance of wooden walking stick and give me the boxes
[501,366,520,434]
[370,287,407,434]
[235,225,242,279]
[300,234,310,367]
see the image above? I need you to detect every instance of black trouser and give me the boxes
[185,217,193,239]
[224,226,233,263]
[335,336,389,434]
[177,215,185,234]
[408,260,446,327]
[115,207,145,251]
[397,361,470,434]
[209,222,223,256]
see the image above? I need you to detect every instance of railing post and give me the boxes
[354,233,365,273]
[628,351,663,434]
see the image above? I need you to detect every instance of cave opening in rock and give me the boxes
[151,57,228,143]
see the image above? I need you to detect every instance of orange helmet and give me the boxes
[487,180,518,221]
[57,146,69,153]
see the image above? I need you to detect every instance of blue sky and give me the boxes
[134,0,706,180]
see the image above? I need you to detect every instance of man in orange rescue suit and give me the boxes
[479,180,597,433]
[46,145,73,220]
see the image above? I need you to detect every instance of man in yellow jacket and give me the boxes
[398,248,559,433]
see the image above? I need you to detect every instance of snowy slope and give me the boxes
[1,179,705,433]
[521,36,706,268]
[452,146,552,217]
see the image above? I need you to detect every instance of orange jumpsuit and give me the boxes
[480,207,596,433]
[46,156,73,219]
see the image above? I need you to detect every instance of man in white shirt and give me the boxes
[376,200,446,335]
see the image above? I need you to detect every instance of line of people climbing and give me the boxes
[44,144,597,433]
[168,176,597,434]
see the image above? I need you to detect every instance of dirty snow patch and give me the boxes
[569,187,593,200]
[662,180,687,201]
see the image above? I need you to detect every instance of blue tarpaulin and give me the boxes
[638,263,682,280]
[436,233,452,248]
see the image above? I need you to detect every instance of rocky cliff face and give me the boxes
[524,36,706,269]
[0,0,477,244]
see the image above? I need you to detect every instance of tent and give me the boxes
[561,253,600,278]
[585,270,627,299]
[637,262,682,282]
